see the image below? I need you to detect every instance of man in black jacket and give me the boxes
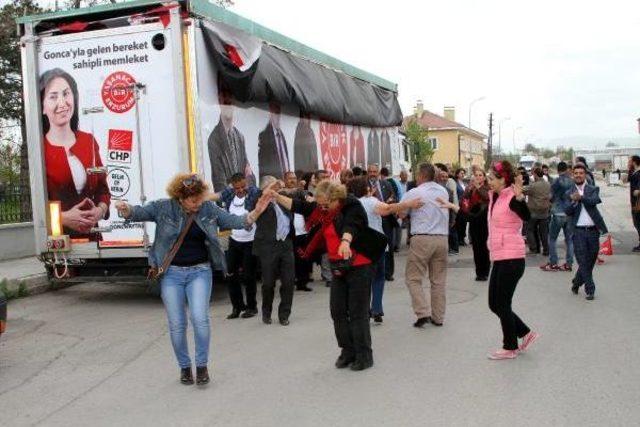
[369,164,397,280]
[258,103,290,180]
[253,176,295,325]
[565,163,608,300]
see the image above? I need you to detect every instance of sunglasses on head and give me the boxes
[182,174,200,188]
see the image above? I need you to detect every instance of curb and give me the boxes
[2,274,50,298]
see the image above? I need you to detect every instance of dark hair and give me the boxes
[352,166,363,176]
[302,172,313,190]
[418,163,436,182]
[573,163,587,172]
[229,172,246,183]
[284,171,297,179]
[339,169,354,184]
[380,167,390,177]
[631,155,640,167]
[40,68,79,134]
[434,163,448,173]
[347,176,370,198]
[542,164,549,169]
[532,167,544,178]
[557,161,568,172]
[491,160,516,186]
[575,156,589,168]
[314,169,328,180]
[455,168,465,177]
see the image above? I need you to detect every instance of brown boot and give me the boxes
[196,366,210,385]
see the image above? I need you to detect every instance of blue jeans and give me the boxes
[370,256,386,316]
[548,214,574,266]
[160,264,212,369]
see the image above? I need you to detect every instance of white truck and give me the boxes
[518,155,537,172]
[17,0,405,283]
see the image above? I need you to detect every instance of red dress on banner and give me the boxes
[44,131,111,240]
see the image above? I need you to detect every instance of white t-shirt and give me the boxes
[228,195,256,242]
[575,184,596,227]
[294,213,307,236]
[66,149,87,194]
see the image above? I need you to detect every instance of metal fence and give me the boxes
[0,182,32,224]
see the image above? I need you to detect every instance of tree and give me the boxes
[605,141,618,148]
[523,143,539,154]
[541,148,555,159]
[404,119,433,172]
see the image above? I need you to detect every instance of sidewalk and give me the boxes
[0,256,48,295]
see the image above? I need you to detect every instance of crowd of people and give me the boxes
[113,154,632,384]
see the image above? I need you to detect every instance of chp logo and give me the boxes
[102,71,136,114]
[319,122,348,179]
[108,129,133,164]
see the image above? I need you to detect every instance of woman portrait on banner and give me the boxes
[40,68,110,240]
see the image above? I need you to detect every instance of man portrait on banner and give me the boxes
[381,128,392,173]
[294,112,318,173]
[368,128,380,166]
[207,87,255,192]
[258,102,290,179]
[350,125,365,168]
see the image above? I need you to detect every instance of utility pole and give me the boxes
[486,113,493,169]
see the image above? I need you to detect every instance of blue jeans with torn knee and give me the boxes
[160,264,212,369]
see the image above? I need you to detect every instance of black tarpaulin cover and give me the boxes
[200,22,403,127]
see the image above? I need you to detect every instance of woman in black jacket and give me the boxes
[266,180,386,371]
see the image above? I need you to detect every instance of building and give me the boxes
[574,147,640,172]
[403,101,487,170]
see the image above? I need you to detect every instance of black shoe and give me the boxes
[585,294,595,301]
[296,285,313,292]
[633,245,640,253]
[542,251,549,256]
[475,276,488,282]
[350,355,374,371]
[325,281,331,287]
[241,308,258,318]
[226,308,241,319]
[180,367,194,385]
[385,276,394,282]
[195,366,210,385]
[373,314,383,323]
[413,316,431,328]
[279,318,290,326]
[571,283,580,294]
[431,319,443,326]
[335,354,355,369]
[262,315,272,324]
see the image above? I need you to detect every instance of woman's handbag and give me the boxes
[147,213,196,283]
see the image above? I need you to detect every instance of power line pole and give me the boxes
[486,113,493,169]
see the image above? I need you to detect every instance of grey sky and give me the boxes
[231,0,640,149]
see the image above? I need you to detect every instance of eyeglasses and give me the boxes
[182,174,200,188]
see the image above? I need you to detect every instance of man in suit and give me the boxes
[293,113,318,173]
[253,176,296,324]
[368,163,397,281]
[367,129,380,166]
[565,163,608,301]
[207,89,255,192]
[259,103,290,180]
[380,129,392,172]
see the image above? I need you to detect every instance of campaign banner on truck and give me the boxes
[194,24,402,190]
[37,25,180,247]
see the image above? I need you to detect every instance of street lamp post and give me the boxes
[468,96,486,128]
[497,117,511,154]
[512,126,523,154]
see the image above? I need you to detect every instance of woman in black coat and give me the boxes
[266,180,386,371]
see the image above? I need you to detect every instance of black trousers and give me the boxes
[469,218,491,278]
[294,234,312,287]
[226,238,257,311]
[382,217,395,279]
[330,264,374,362]
[488,259,530,350]
[528,217,550,254]
[456,213,468,245]
[260,239,295,320]
[632,211,640,243]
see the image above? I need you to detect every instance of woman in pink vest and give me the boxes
[486,161,540,360]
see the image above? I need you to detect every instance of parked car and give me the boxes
[0,288,6,337]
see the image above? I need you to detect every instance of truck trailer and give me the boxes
[17,0,405,283]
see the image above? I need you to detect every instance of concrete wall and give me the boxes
[0,222,36,260]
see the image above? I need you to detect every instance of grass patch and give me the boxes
[0,278,30,300]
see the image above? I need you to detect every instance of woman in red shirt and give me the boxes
[40,68,110,240]
[267,180,387,371]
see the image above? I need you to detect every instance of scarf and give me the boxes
[298,205,341,259]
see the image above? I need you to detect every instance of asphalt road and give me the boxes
[1,183,639,427]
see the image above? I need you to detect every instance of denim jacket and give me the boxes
[128,198,247,273]
[550,174,574,215]
[219,185,259,212]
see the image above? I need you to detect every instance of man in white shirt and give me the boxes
[399,163,450,328]
[566,163,608,301]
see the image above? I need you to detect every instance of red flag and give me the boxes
[58,21,89,33]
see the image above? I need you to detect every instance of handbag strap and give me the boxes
[158,213,196,274]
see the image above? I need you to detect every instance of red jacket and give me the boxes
[45,131,111,239]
